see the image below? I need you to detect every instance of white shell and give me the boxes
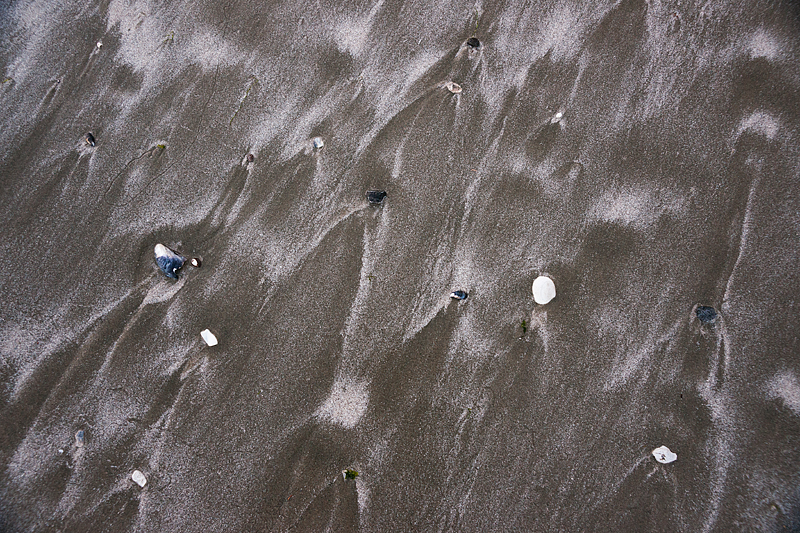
[652,446,677,464]
[132,470,147,487]
[154,243,169,257]
[445,81,462,94]
[532,276,556,305]
[200,329,218,347]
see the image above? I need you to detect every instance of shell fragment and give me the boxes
[132,470,147,487]
[652,445,677,464]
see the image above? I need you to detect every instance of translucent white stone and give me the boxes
[200,329,218,347]
[532,276,556,305]
[445,81,462,93]
[652,445,677,464]
[132,470,147,487]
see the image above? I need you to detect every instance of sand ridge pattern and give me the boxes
[1,0,800,531]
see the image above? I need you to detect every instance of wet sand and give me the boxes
[1,0,800,531]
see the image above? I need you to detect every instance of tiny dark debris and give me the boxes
[695,305,717,324]
[344,469,358,480]
[366,190,387,205]
[466,37,481,49]
[247,154,254,162]
[85,133,96,146]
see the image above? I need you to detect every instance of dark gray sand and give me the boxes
[1,0,800,531]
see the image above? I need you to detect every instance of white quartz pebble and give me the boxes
[132,470,147,487]
[532,276,556,305]
[652,445,677,464]
[200,329,218,347]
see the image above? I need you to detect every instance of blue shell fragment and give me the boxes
[695,306,717,324]
[450,290,468,300]
[366,190,387,205]
[154,244,185,279]
[75,430,85,447]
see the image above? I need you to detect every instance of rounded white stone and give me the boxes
[532,276,556,305]
[200,329,218,347]
[132,470,147,487]
[652,445,677,464]
[445,81,462,94]
[96,41,103,48]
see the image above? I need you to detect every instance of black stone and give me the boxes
[366,190,387,205]
[466,37,481,49]
[695,306,717,324]
[85,133,95,146]
[247,153,254,162]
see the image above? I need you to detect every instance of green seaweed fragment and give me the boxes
[520,320,527,334]
[1,77,12,85]
[156,144,166,150]
[344,469,358,480]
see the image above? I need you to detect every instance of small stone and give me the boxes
[200,329,218,347]
[75,430,85,448]
[96,41,103,49]
[445,81,462,94]
[551,111,564,124]
[695,306,717,324]
[466,37,481,49]
[131,470,147,487]
[154,244,185,279]
[190,257,202,268]
[652,445,677,464]
[366,190,387,205]
[312,137,324,149]
[532,276,556,305]
[450,290,468,300]
[247,153,254,162]
[58,448,64,455]
[85,133,96,146]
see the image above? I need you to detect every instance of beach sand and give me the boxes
[1,0,799,530]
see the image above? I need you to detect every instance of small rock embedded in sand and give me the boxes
[200,329,218,346]
[652,445,677,464]
[190,257,202,268]
[246,153,254,162]
[695,305,717,324]
[450,290,468,300]
[532,276,556,305]
[366,190,387,205]
[551,111,564,124]
[445,81,462,94]
[312,137,324,149]
[75,430,85,448]
[466,37,481,49]
[96,41,102,49]
[131,470,147,487]
[154,244,185,279]
[85,133,95,146]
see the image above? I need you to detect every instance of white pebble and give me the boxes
[131,470,147,487]
[200,329,218,346]
[445,81,462,94]
[96,41,103,48]
[652,445,677,464]
[532,276,556,305]
[312,137,324,149]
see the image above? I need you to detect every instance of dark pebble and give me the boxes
[695,306,717,324]
[466,37,481,49]
[450,290,468,300]
[366,190,387,205]
[85,133,96,146]
[247,154,254,162]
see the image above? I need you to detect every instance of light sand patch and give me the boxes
[315,377,369,428]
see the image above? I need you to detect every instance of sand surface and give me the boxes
[1,0,800,531]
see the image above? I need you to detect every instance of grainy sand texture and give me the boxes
[1,0,800,531]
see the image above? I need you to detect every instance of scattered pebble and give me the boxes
[466,37,481,49]
[85,133,96,147]
[652,445,677,464]
[131,470,147,487]
[96,41,103,49]
[58,448,64,455]
[312,137,324,150]
[445,81,462,94]
[695,305,717,324]
[246,153,254,162]
[550,111,564,124]
[450,290,468,300]
[154,244,185,279]
[200,329,218,347]
[366,190,387,205]
[75,430,85,448]
[190,257,202,268]
[532,276,556,305]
